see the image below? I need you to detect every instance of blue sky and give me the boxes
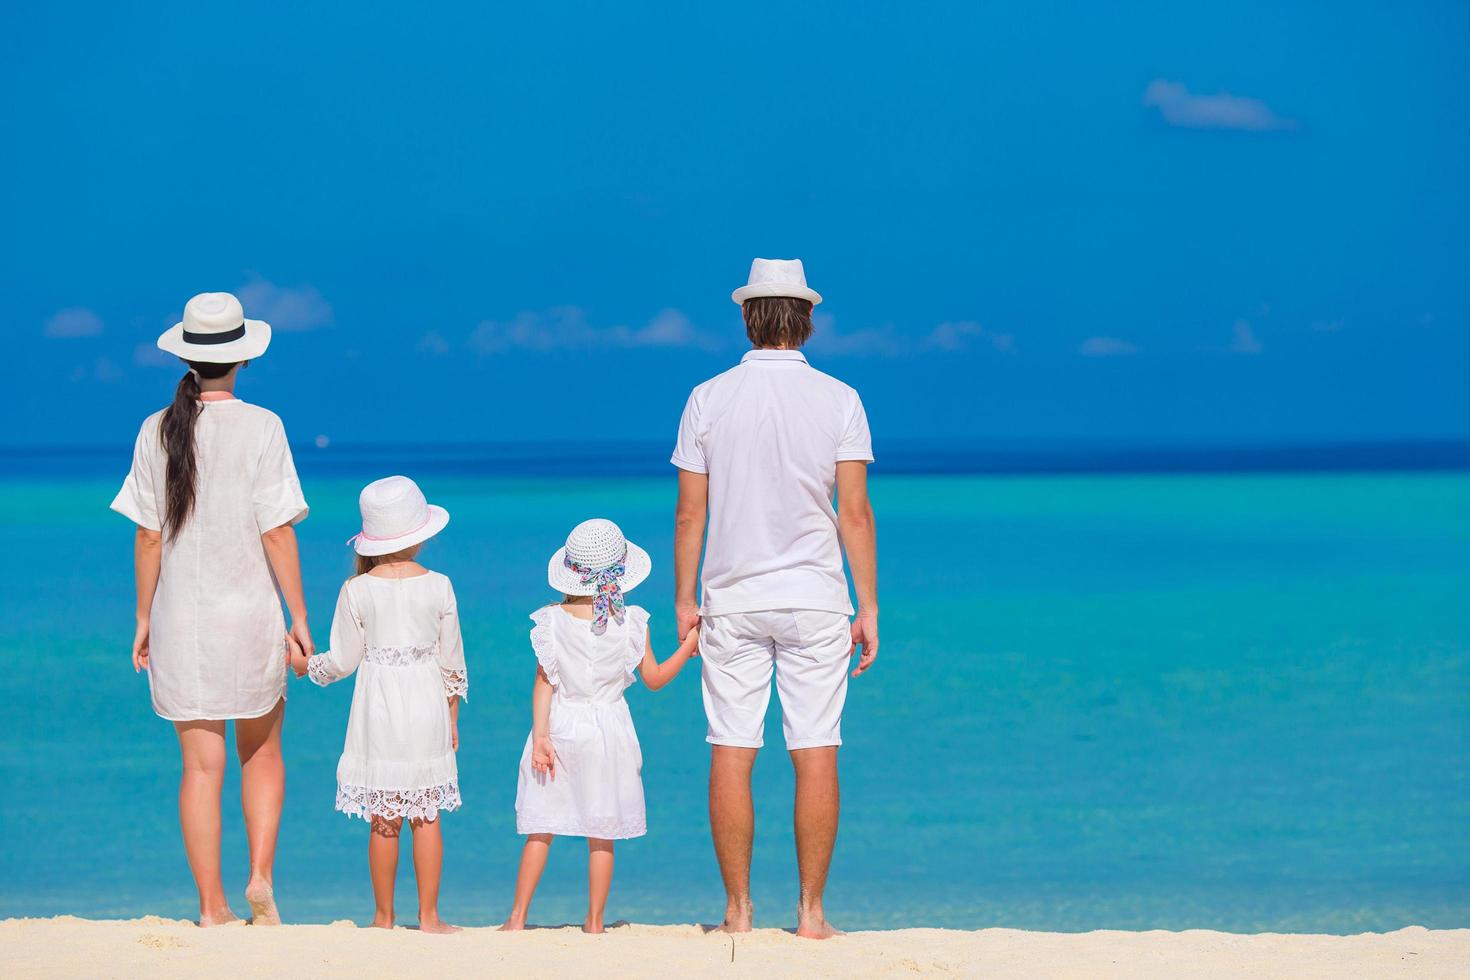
[3,1,1467,448]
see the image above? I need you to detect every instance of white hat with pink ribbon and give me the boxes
[348,476,450,556]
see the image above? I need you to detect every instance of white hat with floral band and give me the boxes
[348,475,450,557]
[157,292,272,363]
[547,518,651,634]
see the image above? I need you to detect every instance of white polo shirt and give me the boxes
[671,349,873,617]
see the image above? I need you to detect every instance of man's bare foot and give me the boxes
[583,915,604,934]
[795,912,844,940]
[197,908,240,928]
[718,900,754,933]
[418,916,462,935]
[245,879,280,925]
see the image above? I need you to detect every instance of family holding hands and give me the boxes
[112,259,879,940]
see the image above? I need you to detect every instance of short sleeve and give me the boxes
[253,417,309,533]
[110,420,162,531]
[670,390,707,474]
[836,392,874,463]
[622,606,650,686]
[529,607,557,687]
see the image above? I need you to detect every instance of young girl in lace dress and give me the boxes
[288,476,465,934]
[501,519,700,934]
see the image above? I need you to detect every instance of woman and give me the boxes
[111,291,311,926]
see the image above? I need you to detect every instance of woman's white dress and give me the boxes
[515,604,649,839]
[307,572,468,822]
[110,400,308,721]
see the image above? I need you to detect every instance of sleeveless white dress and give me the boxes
[307,571,468,822]
[111,400,308,721]
[515,604,648,839]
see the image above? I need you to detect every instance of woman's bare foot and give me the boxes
[370,913,394,930]
[197,907,241,928]
[719,899,754,933]
[499,916,526,931]
[583,914,604,934]
[245,879,280,925]
[417,915,462,935]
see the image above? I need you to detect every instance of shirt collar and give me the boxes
[741,349,809,365]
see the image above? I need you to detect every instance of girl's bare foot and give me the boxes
[245,879,280,925]
[583,914,604,934]
[197,908,241,928]
[418,915,462,935]
[719,899,754,933]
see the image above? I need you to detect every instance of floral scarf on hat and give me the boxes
[565,552,626,635]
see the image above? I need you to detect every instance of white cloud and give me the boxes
[44,307,104,338]
[69,356,123,383]
[1143,79,1297,132]
[237,276,333,331]
[1078,336,1138,357]
[808,315,1015,357]
[467,307,721,354]
[417,330,451,356]
[1230,319,1263,354]
[1310,319,1344,334]
[133,342,175,368]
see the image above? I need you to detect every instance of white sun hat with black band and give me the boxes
[157,291,272,363]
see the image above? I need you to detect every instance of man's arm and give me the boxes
[674,468,709,641]
[837,460,878,677]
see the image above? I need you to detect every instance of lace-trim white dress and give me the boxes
[110,400,308,722]
[515,604,649,839]
[307,571,467,822]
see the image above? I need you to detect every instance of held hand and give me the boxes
[132,620,150,673]
[676,601,701,643]
[531,735,557,779]
[290,619,315,660]
[679,621,701,657]
[850,608,879,678]
[284,632,309,678]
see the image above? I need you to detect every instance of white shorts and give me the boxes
[699,610,852,750]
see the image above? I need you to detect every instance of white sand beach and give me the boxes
[2,917,1466,979]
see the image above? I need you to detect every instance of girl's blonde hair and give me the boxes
[354,544,421,577]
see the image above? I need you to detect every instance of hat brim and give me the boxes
[732,283,822,306]
[352,505,450,557]
[156,319,272,364]
[547,540,652,596]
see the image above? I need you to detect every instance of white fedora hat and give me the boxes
[547,518,651,596]
[157,292,272,363]
[349,475,451,557]
[731,257,822,307]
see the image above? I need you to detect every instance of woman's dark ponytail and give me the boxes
[159,360,238,538]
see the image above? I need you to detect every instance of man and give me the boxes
[672,257,878,939]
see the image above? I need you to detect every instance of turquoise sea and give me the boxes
[1,453,1467,932]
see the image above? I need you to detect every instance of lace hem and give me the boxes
[306,654,335,687]
[365,643,437,667]
[336,781,461,822]
[515,814,646,839]
[529,609,558,687]
[441,668,468,700]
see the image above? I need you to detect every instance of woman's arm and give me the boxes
[132,526,162,672]
[638,623,701,691]
[261,523,312,657]
[530,666,557,778]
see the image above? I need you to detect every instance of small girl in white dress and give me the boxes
[288,475,465,934]
[502,519,700,934]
